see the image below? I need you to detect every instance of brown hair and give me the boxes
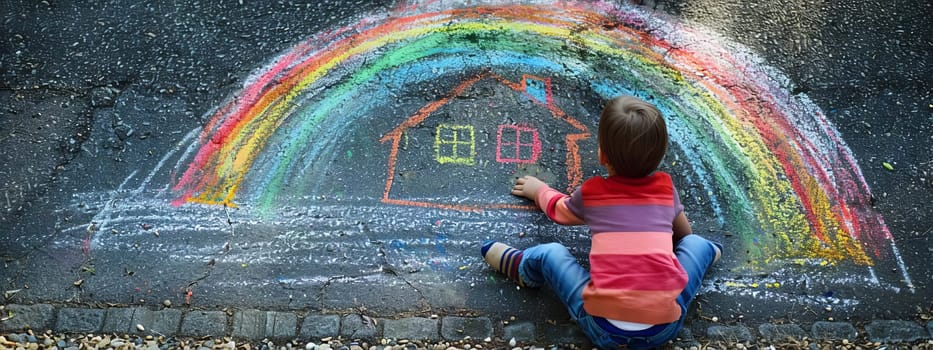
[598,96,668,178]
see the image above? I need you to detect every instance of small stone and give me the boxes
[483,337,491,342]
[163,300,172,307]
[137,324,146,332]
[509,338,516,347]
[305,342,317,350]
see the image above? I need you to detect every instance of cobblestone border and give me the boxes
[2,304,931,346]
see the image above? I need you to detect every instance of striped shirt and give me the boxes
[534,171,688,324]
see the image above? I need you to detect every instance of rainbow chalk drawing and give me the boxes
[166,0,910,284]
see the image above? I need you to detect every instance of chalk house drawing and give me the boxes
[380,72,588,211]
[74,0,916,311]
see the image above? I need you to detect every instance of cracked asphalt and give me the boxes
[1,0,930,334]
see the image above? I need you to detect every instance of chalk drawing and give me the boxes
[435,124,476,165]
[496,124,541,164]
[522,74,551,105]
[171,1,894,268]
[165,0,906,275]
[68,0,915,309]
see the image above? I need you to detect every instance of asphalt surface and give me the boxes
[1,0,930,335]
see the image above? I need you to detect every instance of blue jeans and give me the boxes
[518,234,721,350]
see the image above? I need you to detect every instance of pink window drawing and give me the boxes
[497,124,541,163]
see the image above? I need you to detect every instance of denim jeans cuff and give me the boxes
[517,261,543,288]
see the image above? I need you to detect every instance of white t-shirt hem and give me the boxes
[607,319,654,331]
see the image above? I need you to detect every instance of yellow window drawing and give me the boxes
[435,124,475,165]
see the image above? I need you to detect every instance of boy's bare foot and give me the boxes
[714,246,722,264]
[511,175,545,201]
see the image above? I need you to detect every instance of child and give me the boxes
[481,96,722,349]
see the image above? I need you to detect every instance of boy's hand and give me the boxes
[511,175,545,201]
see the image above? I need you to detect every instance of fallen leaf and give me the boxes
[882,162,894,171]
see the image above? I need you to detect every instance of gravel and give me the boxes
[2,331,933,350]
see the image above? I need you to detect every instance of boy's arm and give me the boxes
[512,176,584,225]
[671,181,691,242]
[672,211,691,242]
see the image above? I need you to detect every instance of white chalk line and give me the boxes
[86,128,201,249]
[887,241,914,292]
[136,127,200,194]
[87,169,138,248]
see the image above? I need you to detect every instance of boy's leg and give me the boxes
[481,241,590,317]
[518,242,591,319]
[674,234,722,308]
[520,243,625,348]
[482,241,617,348]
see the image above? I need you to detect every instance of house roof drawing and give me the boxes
[379,72,590,211]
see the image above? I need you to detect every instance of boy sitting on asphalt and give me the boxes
[482,95,722,350]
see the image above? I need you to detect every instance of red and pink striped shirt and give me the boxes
[534,171,688,324]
